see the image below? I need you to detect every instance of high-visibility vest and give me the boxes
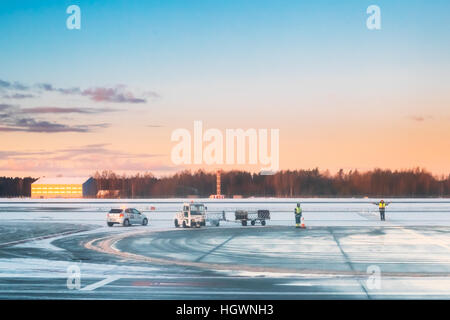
[379,202,386,209]
[295,207,302,214]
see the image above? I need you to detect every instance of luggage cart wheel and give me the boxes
[251,220,256,226]
[241,220,247,226]
[261,220,266,226]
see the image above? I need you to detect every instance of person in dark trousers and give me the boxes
[373,200,390,221]
[295,203,302,228]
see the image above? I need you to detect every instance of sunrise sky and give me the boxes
[1,0,450,177]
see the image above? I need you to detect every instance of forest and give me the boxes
[2,168,450,198]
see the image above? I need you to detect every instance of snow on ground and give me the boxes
[0,198,449,227]
[0,257,162,279]
[0,198,449,299]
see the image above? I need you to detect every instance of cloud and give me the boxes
[0,80,34,99]
[0,104,111,133]
[36,82,151,103]
[3,79,158,105]
[0,143,168,176]
[408,115,433,122]
[143,90,161,99]
[0,150,49,157]
[0,119,109,133]
[0,145,163,175]
[0,79,159,134]
[37,83,81,95]
[0,143,163,162]
[0,79,29,91]
[81,87,147,103]
[0,104,109,133]
[20,107,119,114]
[52,144,163,160]
[2,93,35,99]
[0,157,174,175]
[0,103,16,111]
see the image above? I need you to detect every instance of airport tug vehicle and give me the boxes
[174,202,207,228]
[107,208,148,227]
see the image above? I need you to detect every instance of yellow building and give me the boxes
[31,177,96,199]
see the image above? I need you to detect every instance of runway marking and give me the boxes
[194,234,236,262]
[80,275,121,291]
[84,227,450,279]
[0,229,86,247]
[327,228,371,299]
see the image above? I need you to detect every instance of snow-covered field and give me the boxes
[0,198,449,299]
[1,198,450,227]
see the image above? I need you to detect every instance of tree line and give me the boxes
[2,168,450,198]
[0,177,36,197]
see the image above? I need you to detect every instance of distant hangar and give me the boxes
[31,177,96,199]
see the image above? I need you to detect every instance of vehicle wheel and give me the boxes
[216,221,220,227]
[241,220,247,226]
[142,218,148,226]
[182,221,187,228]
[251,220,256,226]
[261,220,266,226]
[107,222,114,227]
[123,219,130,227]
[174,219,179,228]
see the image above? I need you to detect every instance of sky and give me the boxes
[0,0,449,177]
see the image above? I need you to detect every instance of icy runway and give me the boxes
[0,198,449,299]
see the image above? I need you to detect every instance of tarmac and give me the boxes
[0,199,449,299]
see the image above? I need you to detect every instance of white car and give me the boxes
[107,208,148,227]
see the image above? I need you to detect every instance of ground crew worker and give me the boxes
[373,200,390,221]
[295,203,302,228]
